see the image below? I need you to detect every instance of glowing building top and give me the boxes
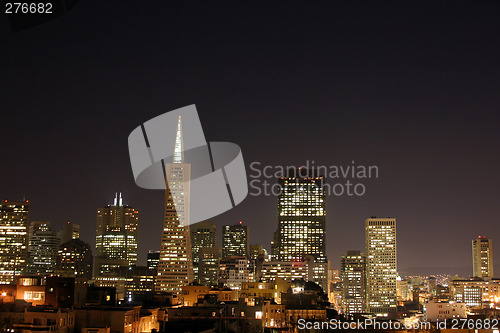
[173,116,184,164]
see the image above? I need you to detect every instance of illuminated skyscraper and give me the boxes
[190,221,216,282]
[198,246,222,287]
[365,217,397,314]
[222,222,249,259]
[57,238,93,281]
[340,250,366,314]
[156,116,194,293]
[95,193,138,275]
[272,169,328,291]
[0,200,29,284]
[472,236,494,278]
[26,221,60,276]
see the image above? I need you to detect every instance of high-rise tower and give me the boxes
[0,200,29,284]
[190,221,216,282]
[95,193,138,276]
[341,250,366,314]
[272,168,328,291]
[26,221,60,276]
[57,239,93,281]
[222,222,249,259]
[472,236,494,278]
[365,217,397,314]
[156,116,194,293]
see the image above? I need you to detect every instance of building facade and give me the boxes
[425,299,467,322]
[156,116,194,293]
[271,169,328,291]
[95,193,138,276]
[190,221,216,282]
[26,221,60,276]
[449,278,500,308]
[57,239,93,281]
[0,200,30,284]
[340,250,366,314]
[365,217,397,314]
[218,256,255,290]
[198,246,221,287]
[472,236,494,278]
[258,260,309,283]
[222,222,249,259]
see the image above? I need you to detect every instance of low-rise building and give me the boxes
[258,260,309,283]
[449,278,500,308]
[262,301,286,329]
[425,299,468,322]
[139,308,159,332]
[13,306,75,333]
[240,282,275,304]
[208,287,239,302]
[16,277,46,306]
[74,306,141,333]
[180,285,210,306]
[218,256,255,290]
[240,279,291,305]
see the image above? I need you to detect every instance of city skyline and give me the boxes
[1,191,496,279]
[2,1,500,277]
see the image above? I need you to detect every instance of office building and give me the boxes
[449,278,500,308]
[26,221,60,276]
[198,246,221,287]
[57,239,93,281]
[114,266,156,300]
[258,260,309,283]
[95,193,138,275]
[222,222,249,259]
[365,217,397,314]
[340,250,366,314]
[190,221,216,282]
[0,200,30,283]
[156,116,194,293]
[472,236,494,278]
[271,169,328,291]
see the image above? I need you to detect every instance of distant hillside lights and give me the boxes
[249,161,379,197]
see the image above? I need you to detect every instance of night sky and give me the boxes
[1,1,500,277]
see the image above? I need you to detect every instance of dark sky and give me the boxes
[1,0,500,277]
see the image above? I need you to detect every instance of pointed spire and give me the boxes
[173,115,184,163]
[113,192,118,206]
[119,192,123,206]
